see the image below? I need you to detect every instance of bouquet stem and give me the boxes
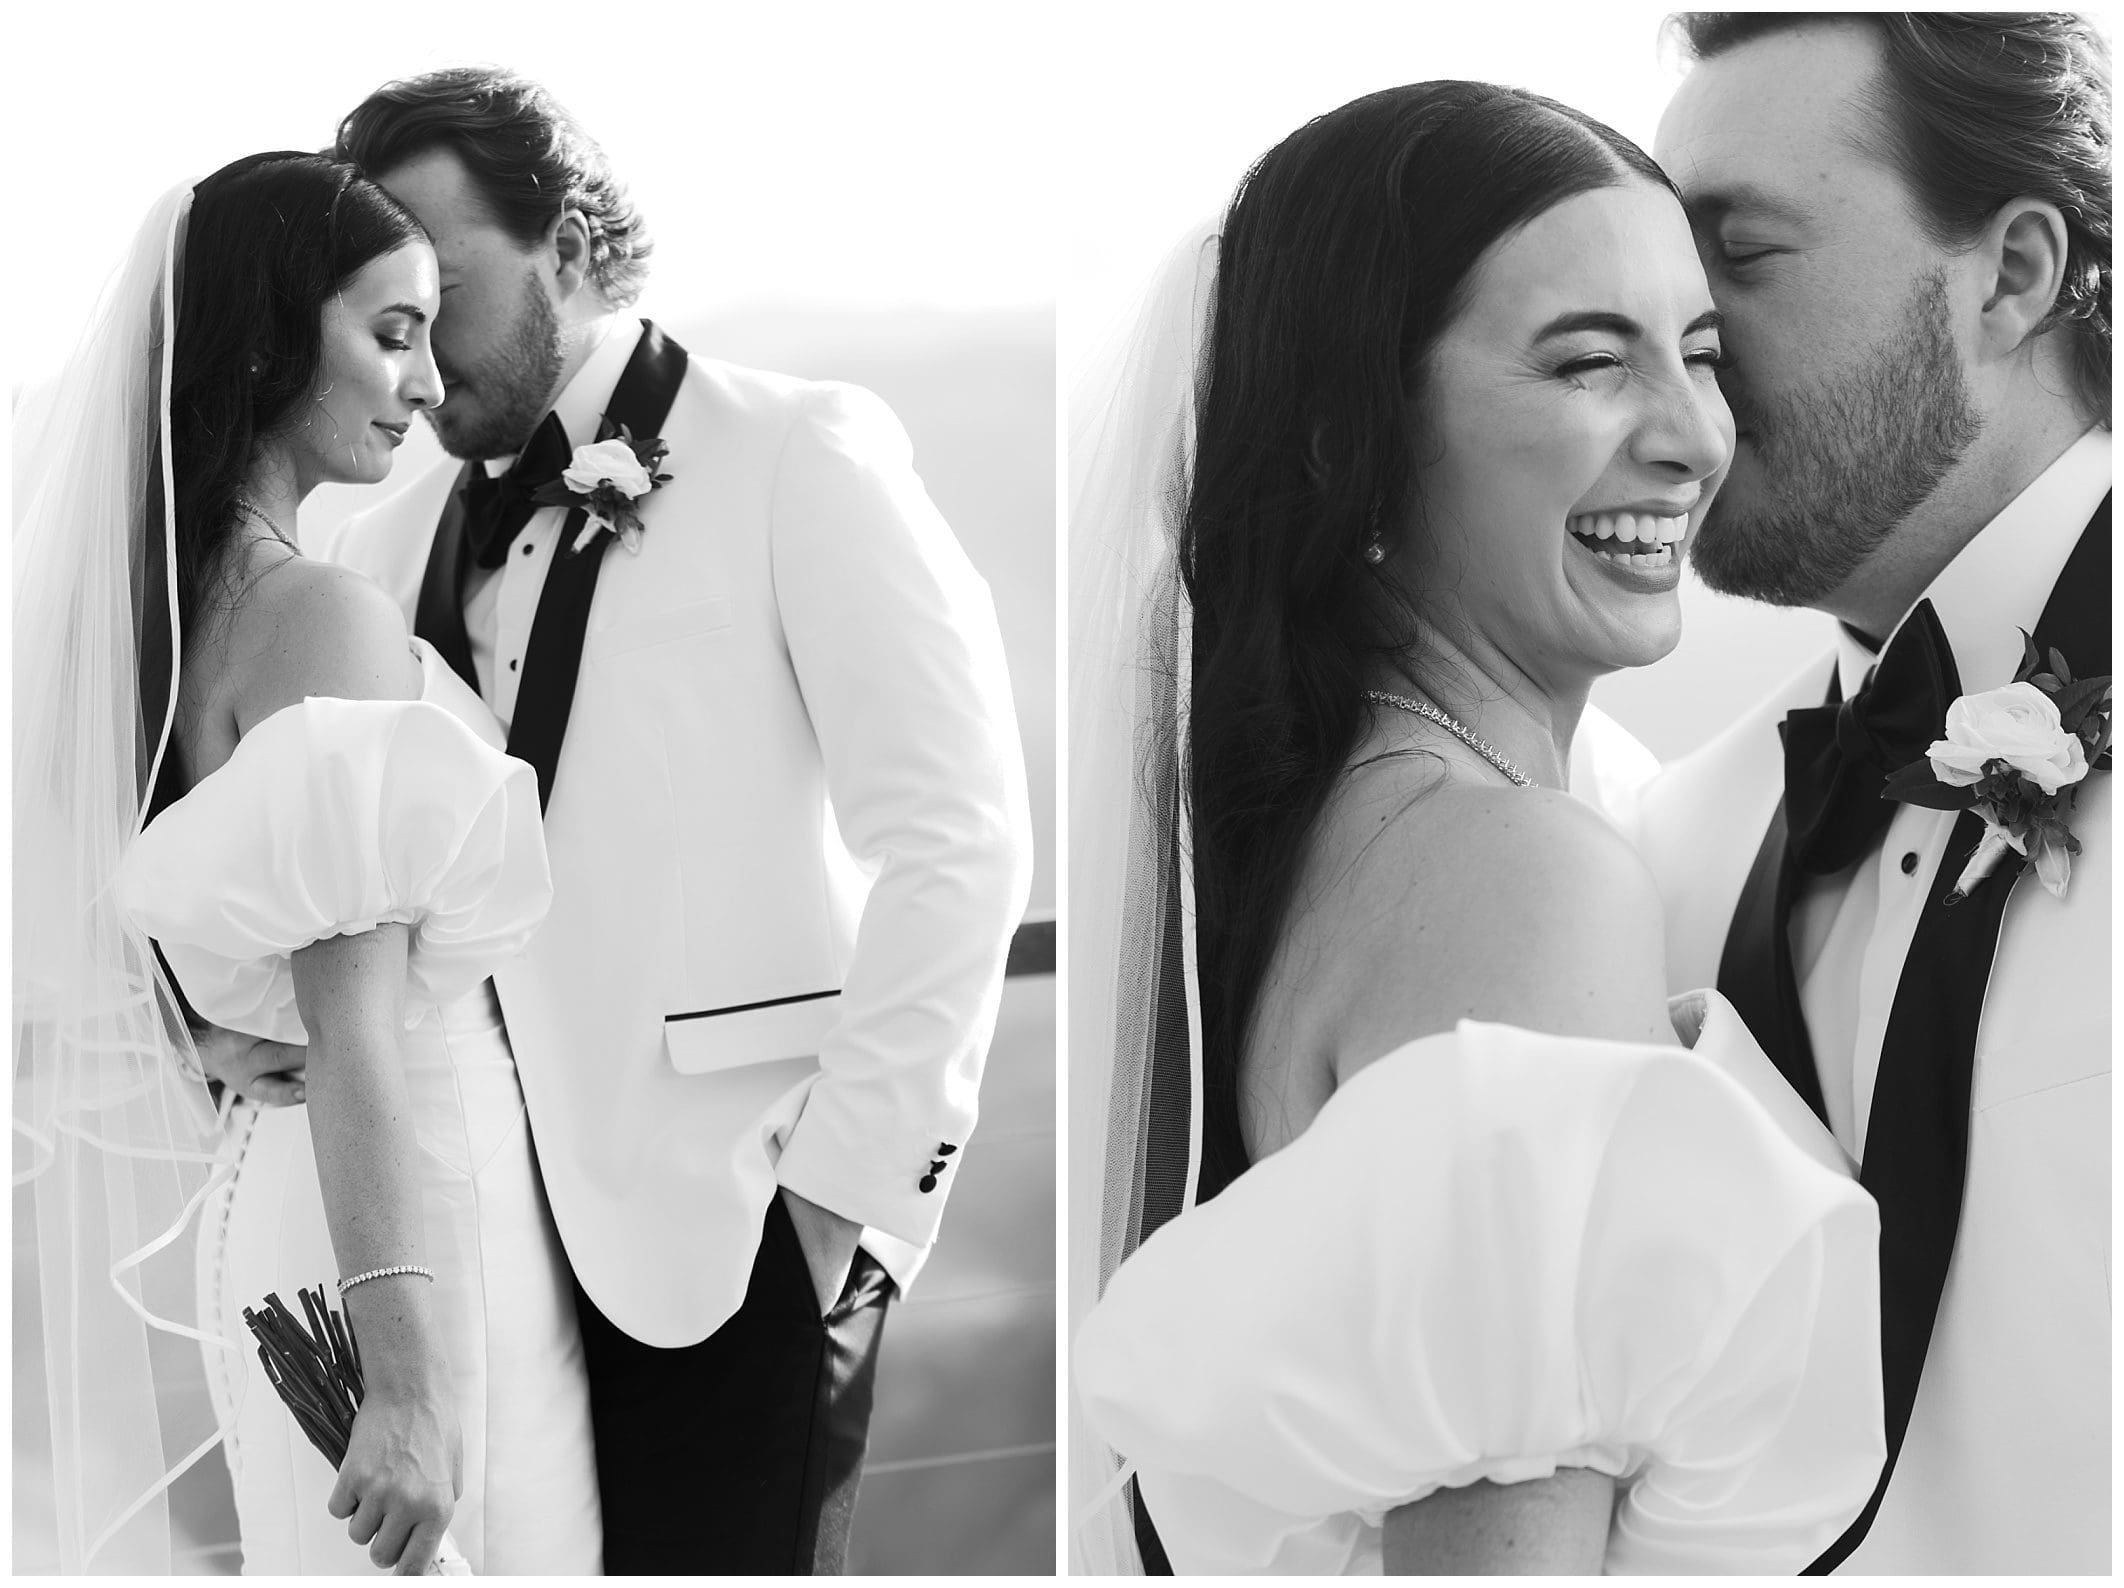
[245,1287,472,1575]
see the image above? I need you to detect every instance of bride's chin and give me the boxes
[1601,607,1684,670]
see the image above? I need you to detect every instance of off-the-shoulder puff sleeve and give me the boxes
[1073,994,1883,1575]
[117,698,552,1043]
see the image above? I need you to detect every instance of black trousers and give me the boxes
[572,1193,895,1573]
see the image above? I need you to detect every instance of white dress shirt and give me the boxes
[1791,427,2111,1159]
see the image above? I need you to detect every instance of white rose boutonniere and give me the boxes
[528,418,673,555]
[562,438,654,500]
[1884,633,2112,902]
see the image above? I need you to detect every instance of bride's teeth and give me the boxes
[1568,510,1690,547]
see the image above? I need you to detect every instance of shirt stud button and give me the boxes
[521,542,533,555]
[1900,851,1919,875]
[918,1174,938,1194]
[508,659,519,672]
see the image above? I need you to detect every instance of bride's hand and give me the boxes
[327,1277,463,1574]
[195,1023,308,1106]
[329,1377,463,1574]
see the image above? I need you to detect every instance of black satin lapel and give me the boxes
[415,461,482,694]
[505,322,689,811]
[1809,495,2111,1572]
[2033,493,2110,677]
[1716,801,1830,1124]
[1718,662,1840,1126]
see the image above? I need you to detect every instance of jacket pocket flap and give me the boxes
[588,596,734,660]
[663,990,841,1075]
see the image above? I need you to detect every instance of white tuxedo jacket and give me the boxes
[323,331,1032,1347]
[1628,437,2110,1573]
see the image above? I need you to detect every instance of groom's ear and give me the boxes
[547,206,595,302]
[1972,197,2070,360]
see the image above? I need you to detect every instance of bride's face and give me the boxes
[288,242,444,491]
[1399,181,1732,678]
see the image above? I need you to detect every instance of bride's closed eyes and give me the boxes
[1555,344,1734,381]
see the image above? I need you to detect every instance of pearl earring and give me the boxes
[1363,538,1386,565]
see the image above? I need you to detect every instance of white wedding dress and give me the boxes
[117,638,602,1575]
[1074,990,1884,1575]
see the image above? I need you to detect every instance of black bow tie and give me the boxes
[1780,598,1962,876]
[459,412,572,570]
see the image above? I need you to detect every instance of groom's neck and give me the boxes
[546,305,623,422]
[1821,387,2095,638]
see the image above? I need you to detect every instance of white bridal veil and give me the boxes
[1066,221,1219,1575]
[13,180,240,1571]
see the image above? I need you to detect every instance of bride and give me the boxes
[15,153,599,1573]
[1070,83,1885,1573]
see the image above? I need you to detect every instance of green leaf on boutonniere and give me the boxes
[2049,648,2074,687]
[2050,675,2111,732]
[1884,759,1980,809]
[2015,629,2042,682]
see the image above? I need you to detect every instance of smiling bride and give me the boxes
[1069,80,1884,1575]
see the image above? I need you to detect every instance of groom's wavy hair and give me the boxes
[1182,83,1677,1203]
[1670,12,2111,428]
[167,153,425,644]
[333,67,652,308]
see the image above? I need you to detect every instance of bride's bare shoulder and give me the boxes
[1307,773,1674,1063]
[221,557,421,732]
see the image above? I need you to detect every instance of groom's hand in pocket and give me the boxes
[780,1186,862,1316]
[196,1025,307,1106]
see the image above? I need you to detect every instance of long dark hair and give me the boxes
[139,153,423,822]
[1183,82,1674,1200]
[166,152,425,642]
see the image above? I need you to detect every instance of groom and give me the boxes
[1636,14,2109,1574]
[213,68,1031,1572]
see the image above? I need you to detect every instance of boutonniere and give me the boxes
[1883,634,2112,902]
[530,418,673,556]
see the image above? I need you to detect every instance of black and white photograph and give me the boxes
[13,5,1054,1574]
[1068,6,2109,1575]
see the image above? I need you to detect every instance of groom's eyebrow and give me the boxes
[1531,308,1725,342]
[1682,182,1813,230]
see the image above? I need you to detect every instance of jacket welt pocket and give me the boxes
[588,597,734,661]
[663,989,841,1075]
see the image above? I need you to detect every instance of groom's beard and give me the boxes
[427,270,566,462]
[1688,270,1983,608]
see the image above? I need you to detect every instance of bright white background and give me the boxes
[1062,0,1841,760]
[11,2,1055,1573]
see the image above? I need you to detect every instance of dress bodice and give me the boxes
[117,639,551,1042]
[1074,990,1884,1575]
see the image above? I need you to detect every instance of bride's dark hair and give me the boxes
[1185,83,1675,1201]
[166,152,425,639]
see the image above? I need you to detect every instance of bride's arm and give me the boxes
[1321,783,1671,1573]
[235,562,455,1572]
[1383,1472,1616,1574]
[292,926,461,1575]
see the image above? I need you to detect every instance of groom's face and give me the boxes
[370,147,566,462]
[1655,22,1983,613]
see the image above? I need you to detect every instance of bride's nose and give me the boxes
[404,345,444,410]
[1630,369,1731,482]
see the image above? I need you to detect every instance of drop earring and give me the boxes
[1363,538,1386,565]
